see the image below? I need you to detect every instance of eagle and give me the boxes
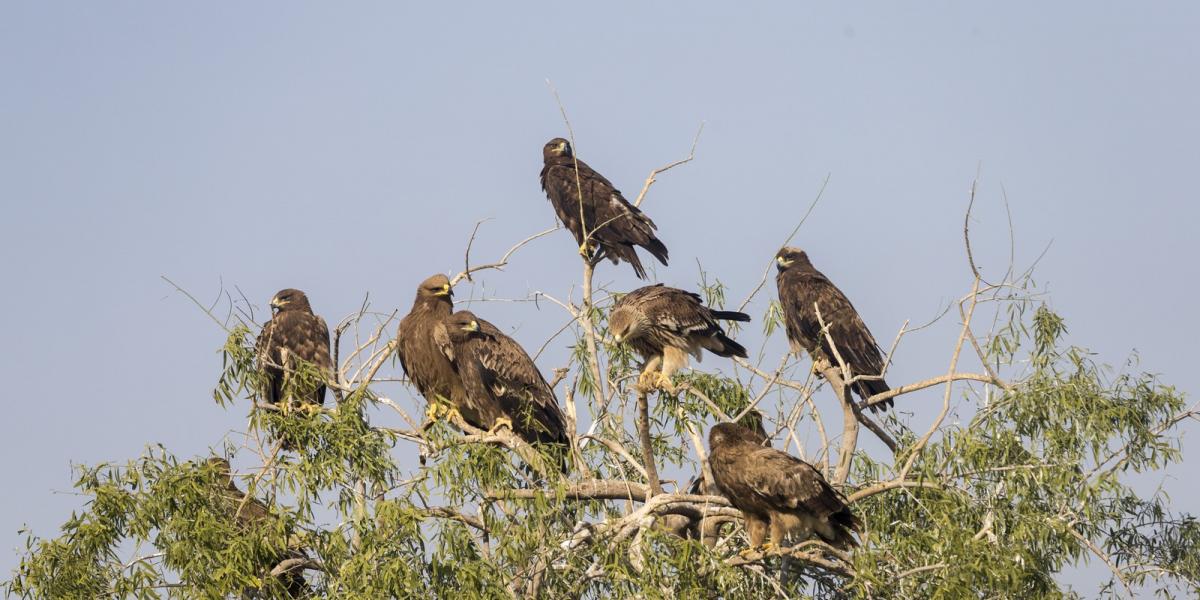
[435,310,570,454]
[541,137,669,279]
[609,284,750,393]
[707,422,860,550]
[203,457,310,597]
[775,247,894,412]
[667,411,770,545]
[255,288,333,408]
[396,274,471,422]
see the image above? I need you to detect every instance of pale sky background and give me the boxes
[2,3,1198,595]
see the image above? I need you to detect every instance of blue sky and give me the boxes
[2,2,1197,593]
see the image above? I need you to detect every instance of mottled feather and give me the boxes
[610,284,749,373]
[436,311,569,449]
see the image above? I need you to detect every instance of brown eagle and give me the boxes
[775,247,894,412]
[396,274,470,422]
[203,457,310,597]
[708,423,860,550]
[609,284,749,393]
[256,289,333,408]
[541,137,669,279]
[434,310,569,451]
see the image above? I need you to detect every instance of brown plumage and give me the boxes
[775,247,894,412]
[204,458,310,597]
[707,423,860,550]
[396,274,474,423]
[434,310,569,453]
[609,284,749,393]
[541,137,669,279]
[255,289,333,407]
[672,411,770,545]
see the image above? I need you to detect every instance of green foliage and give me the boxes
[7,275,1197,599]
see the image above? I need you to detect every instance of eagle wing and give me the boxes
[463,320,568,447]
[626,285,748,358]
[255,311,332,406]
[397,307,466,409]
[742,448,849,520]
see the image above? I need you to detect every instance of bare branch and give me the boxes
[632,122,704,208]
[736,174,829,312]
[637,388,663,497]
[449,226,558,287]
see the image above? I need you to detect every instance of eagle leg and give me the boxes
[635,356,663,394]
[635,370,658,394]
[654,372,678,395]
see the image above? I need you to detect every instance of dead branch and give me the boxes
[449,226,559,287]
[632,122,704,208]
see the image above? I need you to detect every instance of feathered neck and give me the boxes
[412,293,453,315]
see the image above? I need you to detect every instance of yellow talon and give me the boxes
[426,403,462,425]
[655,373,677,395]
[488,417,514,434]
[578,242,592,258]
[635,371,658,394]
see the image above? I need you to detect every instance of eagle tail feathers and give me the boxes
[640,237,669,267]
[853,377,893,412]
[712,310,751,323]
[712,334,748,359]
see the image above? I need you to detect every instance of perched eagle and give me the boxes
[434,310,569,451]
[255,289,333,408]
[775,247,894,412]
[708,423,860,550]
[541,137,669,279]
[609,284,750,393]
[668,411,770,545]
[396,274,471,422]
[203,457,310,597]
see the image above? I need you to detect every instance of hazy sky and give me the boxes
[2,2,1197,593]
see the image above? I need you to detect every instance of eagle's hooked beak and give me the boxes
[435,283,451,296]
[270,298,284,313]
[558,141,568,153]
[776,256,792,268]
[462,320,480,333]
[613,333,623,343]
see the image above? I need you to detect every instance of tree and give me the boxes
[7,151,1197,599]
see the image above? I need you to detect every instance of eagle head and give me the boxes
[608,306,643,344]
[709,422,766,450]
[543,137,572,160]
[418,274,453,299]
[448,310,481,334]
[270,288,311,314]
[708,422,742,450]
[775,247,810,272]
[203,456,234,484]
